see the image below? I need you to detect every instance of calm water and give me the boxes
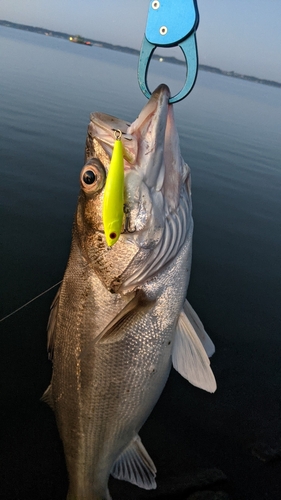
[0,26,281,499]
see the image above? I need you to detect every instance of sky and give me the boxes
[1,0,281,82]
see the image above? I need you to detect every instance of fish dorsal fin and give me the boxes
[111,435,156,490]
[172,308,217,393]
[98,291,155,344]
[183,299,215,358]
[41,384,54,410]
[46,287,61,361]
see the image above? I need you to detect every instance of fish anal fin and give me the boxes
[172,310,217,393]
[41,384,54,410]
[98,290,155,344]
[111,435,156,490]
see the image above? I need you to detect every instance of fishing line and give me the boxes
[0,280,62,323]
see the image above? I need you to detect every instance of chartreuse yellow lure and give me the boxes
[102,130,124,247]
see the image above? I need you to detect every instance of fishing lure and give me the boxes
[102,130,124,247]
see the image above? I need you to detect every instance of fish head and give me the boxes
[75,84,192,293]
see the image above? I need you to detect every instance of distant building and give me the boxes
[69,35,92,46]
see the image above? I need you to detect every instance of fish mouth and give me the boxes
[87,84,186,210]
[126,84,170,191]
[87,84,171,173]
[87,112,138,166]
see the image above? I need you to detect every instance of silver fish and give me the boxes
[43,84,216,500]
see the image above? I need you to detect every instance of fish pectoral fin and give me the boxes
[41,384,54,410]
[183,299,215,357]
[98,291,155,344]
[111,435,157,490]
[46,287,61,361]
[172,309,217,393]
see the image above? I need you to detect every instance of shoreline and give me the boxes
[1,19,280,89]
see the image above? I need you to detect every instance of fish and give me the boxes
[42,84,216,500]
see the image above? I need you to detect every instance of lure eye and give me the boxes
[83,170,96,185]
[80,159,106,194]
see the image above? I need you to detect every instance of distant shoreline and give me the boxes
[1,19,280,89]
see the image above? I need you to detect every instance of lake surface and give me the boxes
[0,26,280,500]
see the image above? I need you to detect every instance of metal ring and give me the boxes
[137,34,198,104]
[113,129,122,140]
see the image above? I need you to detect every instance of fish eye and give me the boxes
[80,159,106,194]
[83,170,96,185]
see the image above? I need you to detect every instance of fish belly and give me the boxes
[51,242,191,499]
